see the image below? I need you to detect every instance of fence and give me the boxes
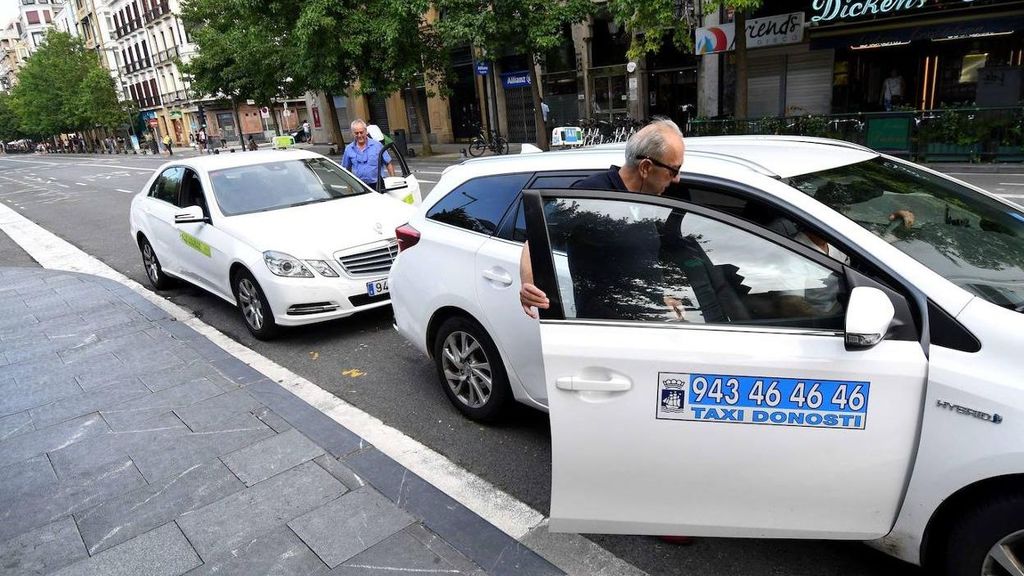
[686,106,1024,162]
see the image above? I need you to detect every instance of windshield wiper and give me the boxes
[285,198,334,208]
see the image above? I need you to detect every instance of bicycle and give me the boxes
[468,126,509,157]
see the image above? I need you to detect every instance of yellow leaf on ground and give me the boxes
[309,352,319,361]
[342,369,366,378]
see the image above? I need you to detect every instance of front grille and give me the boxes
[349,292,391,307]
[337,241,399,276]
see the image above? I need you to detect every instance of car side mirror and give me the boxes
[845,286,895,350]
[174,205,208,224]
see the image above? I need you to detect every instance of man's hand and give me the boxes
[890,209,915,228]
[520,283,549,319]
[664,296,685,321]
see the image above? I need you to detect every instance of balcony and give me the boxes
[152,45,178,66]
[144,2,171,25]
[137,95,161,109]
[114,18,142,40]
[119,58,152,75]
[160,90,187,104]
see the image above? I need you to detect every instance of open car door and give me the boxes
[523,188,928,539]
[366,124,421,205]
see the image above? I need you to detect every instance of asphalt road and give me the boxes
[4,151,1017,575]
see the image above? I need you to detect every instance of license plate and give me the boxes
[366,279,389,296]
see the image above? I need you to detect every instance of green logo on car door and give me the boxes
[180,231,211,257]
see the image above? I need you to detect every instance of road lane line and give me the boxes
[417,179,437,183]
[415,170,445,175]
[56,183,69,188]
[1000,194,1024,198]
[75,183,87,186]
[998,182,1024,186]
[944,172,1024,177]
[75,163,155,171]
[0,202,647,576]
[0,157,60,166]
[116,189,135,194]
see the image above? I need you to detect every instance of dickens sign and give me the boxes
[811,0,928,23]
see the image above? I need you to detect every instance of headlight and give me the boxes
[264,251,313,278]
[304,259,338,277]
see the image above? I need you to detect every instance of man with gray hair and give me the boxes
[519,118,685,317]
[342,118,395,188]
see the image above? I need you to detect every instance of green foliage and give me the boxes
[8,31,130,137]
[605,0,762,61]
[0,93,22,141]
[435,0,592,66]
[920,107,978,147]
[351,0,448,97]
[179,0,295,106]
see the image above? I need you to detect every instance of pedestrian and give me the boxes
[341,119,395,189]
[162,133,173,156]
[519,117,685,319]
[540,97,551,131]
[197,129,207,154]
[881,68,904,111]
[247,135,258,151]
[301,120,310,143]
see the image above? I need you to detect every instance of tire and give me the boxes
[468,138,486,157]
[139,236,174,290]
[496,137,510,155]
[937,492,1024,576]
[233,269,280,340]
[432,316,512,422]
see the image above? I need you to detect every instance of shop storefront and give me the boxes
[808,0,1024,112]
[645,36,699,126]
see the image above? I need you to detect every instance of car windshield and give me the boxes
[209,157,367,216]
[787,157,1024,313]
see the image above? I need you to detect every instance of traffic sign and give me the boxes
[475,62,490,76]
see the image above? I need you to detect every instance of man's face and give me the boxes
[640,136,684,195]
[353,124,367,145]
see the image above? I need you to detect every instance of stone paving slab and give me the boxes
[0,268,562,576]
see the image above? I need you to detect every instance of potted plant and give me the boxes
[994,108,1024,163]
[919,106,982,162]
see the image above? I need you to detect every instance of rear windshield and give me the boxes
[209,158,367,216]
[787,157,1024,313]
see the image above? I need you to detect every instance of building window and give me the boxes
[25,11,40,24]
[31,32,43,47]
[44,11,52,23]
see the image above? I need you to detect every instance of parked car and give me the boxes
[390,135,1024,574]
[129,149,417,339]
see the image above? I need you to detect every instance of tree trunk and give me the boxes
[408,80,432,157]
[528,60,548,151]
[734,10,748,120]
[323,89,346,152]
[231,97,244,146]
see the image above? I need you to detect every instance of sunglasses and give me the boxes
[638,155,681,174]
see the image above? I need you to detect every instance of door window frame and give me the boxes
[523,185,924,346]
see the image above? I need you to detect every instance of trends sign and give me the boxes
[811,0,928,23]
[695,12,805,54]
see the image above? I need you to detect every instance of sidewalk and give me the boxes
[0,266,563,576]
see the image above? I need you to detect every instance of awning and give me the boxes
[809,14,1024,49]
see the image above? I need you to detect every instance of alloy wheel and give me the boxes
[983,529,1024,576]
[441,330,493,408]
[142,243,160,283]
[237,277,264,331]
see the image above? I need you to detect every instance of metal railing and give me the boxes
[114,18,142,39]
[136,95,161,109]
[685,106,1024,162]
[152,45,178,66]
[119,58,152,75]
[160,90,187,104]
[143,2,171,24]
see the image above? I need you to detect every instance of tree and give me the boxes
[352,0,451,156]
[605,0,762,119]
[180,0,295,143]
[0,93,22,143]
[78,68,136,131]
[436,0,593,151]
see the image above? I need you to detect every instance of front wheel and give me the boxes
[432,316,511,422]
[139,237,174,290]
[938,492,1024,576]
[496,137,510,155]
[468,138,486,157]
[233,270,279,340]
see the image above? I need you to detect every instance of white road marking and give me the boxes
[75,183,87,186]
[417,179,437,184]
[75,163,155,171]
[56,183,70,188]
[116,189,135,194]
[0,157,60,166]
[0,203,646,576]
[998,182,1024,186]
[415,170,445,175]
[1000,194,1024,198]
[944,172,1024,177]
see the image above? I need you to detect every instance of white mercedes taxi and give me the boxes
[129,149,416,339]
[390,136,1024,574]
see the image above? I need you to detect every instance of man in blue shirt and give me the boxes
[341,119,395,188]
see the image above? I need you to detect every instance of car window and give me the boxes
[498,171,602,242]
[427,173,531,235]
[543,196,846,330]
[149,167,184,206]
[180,169,209,215]
[787,157,1024,313]
[209,158,366,216]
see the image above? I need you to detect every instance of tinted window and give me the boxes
[427,173,531,234]
[180,169,208,215]
[543,197,846,329]
[787,157,1024,313]
[149,167,184,205]
[209,158,365,216]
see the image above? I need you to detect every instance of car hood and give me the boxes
[222,192,414,257]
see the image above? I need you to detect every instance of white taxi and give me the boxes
[390,136,1024,574]
[129,149,416,339]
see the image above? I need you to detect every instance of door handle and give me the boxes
[555,375,632,392]
[482,268,513,286]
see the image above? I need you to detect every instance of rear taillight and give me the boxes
[396,224,420,252]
